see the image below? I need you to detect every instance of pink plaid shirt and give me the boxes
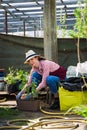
[28,60,66,90]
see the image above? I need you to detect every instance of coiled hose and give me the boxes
[0,119,34,130]
[0,97,6,103]
[0,125,21,129]
[0,98,86,129]
[21,119,86,130]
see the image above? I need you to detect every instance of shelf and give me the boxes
[0,91,8,95]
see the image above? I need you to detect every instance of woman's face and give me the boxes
[28,56,39,68]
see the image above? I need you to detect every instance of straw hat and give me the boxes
[24,50,39,64]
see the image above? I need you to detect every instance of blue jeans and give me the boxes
[31,71,60,94]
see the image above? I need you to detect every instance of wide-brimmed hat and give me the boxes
[24,50,39,64]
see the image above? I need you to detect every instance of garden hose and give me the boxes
[40,105,74,115]
[21,119,86,130]
[0,125,21,129]
[0,97,6,103]
[5,118,86,130]
[38,120,79,129]
[20,106,87,130]
[38,115,66,121]
[7,118,35,126]
[10,93,16,97]
[1,116,86,130]
[0,119,35,130]
[0,99,86,130]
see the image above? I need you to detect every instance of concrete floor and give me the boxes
[0,96,87,130]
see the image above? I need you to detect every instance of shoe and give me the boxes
[49,99,60,110]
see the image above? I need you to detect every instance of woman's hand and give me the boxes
[36,87,41,93]
[20,94,27,99]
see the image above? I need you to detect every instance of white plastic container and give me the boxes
[0,68,5,91]
[0,77,4,81]
[0,82,4,91]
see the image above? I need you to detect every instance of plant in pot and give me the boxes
[17,79,40,111]
[20,81,38,100]
[4,67,28,94]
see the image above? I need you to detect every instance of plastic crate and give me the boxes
[59,87,87,111]
[16,99,40,111]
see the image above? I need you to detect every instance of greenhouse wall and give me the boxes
[0,34,87,73]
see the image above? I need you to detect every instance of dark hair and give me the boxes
[38,56,46,61]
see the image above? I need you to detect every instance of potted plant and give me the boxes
[17,81,40,111]
[4,67,28,94]
[5,67,40,111]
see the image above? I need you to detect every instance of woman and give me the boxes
[16,50,66,109]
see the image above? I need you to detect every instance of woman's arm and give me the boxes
[21,82,30,93]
